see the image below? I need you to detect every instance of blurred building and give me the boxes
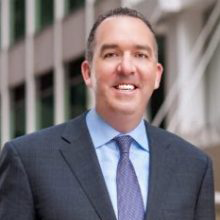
[0,0,219,216]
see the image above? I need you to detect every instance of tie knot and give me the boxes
[114,135,133,154]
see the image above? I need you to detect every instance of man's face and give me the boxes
[82,16,163,119]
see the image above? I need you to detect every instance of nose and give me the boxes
[116,54,136,75]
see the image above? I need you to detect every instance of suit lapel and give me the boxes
[145,123,177,220]
[59,114,117,220]
[59,116,177,220]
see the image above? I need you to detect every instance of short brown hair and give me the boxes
[86,7,158,62]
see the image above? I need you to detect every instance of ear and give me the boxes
[154,63,163,89]
[81,60,92,88]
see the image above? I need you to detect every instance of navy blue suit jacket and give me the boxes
[0,113,215,220]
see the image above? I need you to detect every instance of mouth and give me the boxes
[114,83,138,91]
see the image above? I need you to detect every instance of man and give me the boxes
[0,7,215,220]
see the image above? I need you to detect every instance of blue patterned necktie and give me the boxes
[114,135,145,220]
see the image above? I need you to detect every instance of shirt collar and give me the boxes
[86,109,149,152]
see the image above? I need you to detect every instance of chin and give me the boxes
[111,104,138,115]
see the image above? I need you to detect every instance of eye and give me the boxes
[103,52,119,59]
[135,52,148,59]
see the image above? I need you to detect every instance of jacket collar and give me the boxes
[60,113,176,220]
[60,113,117,220]
[144,122,177,220]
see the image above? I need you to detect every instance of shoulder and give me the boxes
[145,122,212,164]
[1,112,87,157]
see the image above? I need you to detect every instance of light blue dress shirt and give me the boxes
[86,109,150,218]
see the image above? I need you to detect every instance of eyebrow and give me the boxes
[100,44,153,54]
[135,44,152,53]
[100,44,119,53]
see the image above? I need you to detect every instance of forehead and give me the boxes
[95,16,155,49]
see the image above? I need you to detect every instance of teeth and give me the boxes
[116,84,135,90]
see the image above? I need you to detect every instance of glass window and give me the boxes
[65,57,86,119]
[36,0,54,32]
[37,71,54,129]
[0,1,1,49]
[0,95,1,147]
[65,0,85,15]
[11,84,26,138]
[204,6,220,131]
[149,35,166,128]
[10,0,25,43]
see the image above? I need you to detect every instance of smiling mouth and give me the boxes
[114,84,137,91]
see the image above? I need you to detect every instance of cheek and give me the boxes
[91,72,97,87]
[141,71,159,92]
[90,70,105,93]
[94,65,113,85]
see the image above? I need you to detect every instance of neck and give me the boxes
[96,109,143,133]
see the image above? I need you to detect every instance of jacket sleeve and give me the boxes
[0,142,36,220]
[194,156,216,220]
